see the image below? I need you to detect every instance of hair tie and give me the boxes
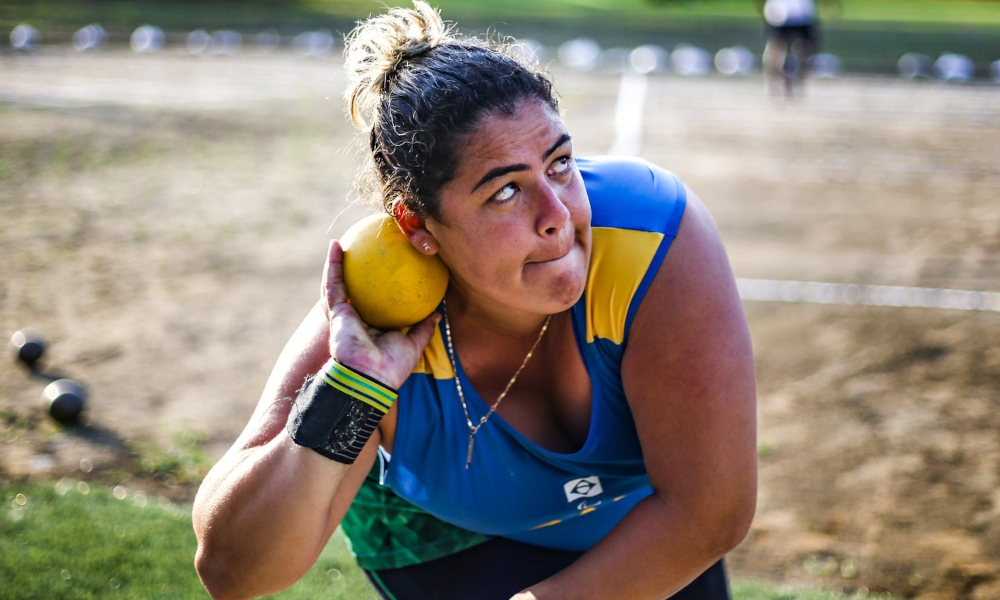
[388,40,435,77]
[402,40,433,59]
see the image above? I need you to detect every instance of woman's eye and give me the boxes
[549,156,572,176]
[491,183,517,204]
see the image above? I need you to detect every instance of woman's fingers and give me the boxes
[321,239,442,387]
[322,240,350,316]
[404,312,441,355]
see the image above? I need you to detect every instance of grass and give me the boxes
[734,581,871,600]
[0,482,375,600]
[1,481,863,600]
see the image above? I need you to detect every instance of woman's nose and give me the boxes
[536,184,571,237]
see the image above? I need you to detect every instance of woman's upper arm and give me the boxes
[622,187,757,538]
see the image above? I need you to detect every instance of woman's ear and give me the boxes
[393,206,438,255]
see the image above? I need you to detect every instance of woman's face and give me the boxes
[425,100,592,317]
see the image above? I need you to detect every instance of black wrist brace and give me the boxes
[286,359,397,464]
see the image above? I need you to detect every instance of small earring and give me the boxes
[421,243,431,252]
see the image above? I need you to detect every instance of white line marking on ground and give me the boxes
[736,279,1000,312]
[609,71,648,156]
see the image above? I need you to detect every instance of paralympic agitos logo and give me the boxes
[563,476,603,503]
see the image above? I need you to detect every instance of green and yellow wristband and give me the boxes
[286,358,398,464]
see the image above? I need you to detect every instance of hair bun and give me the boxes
[400,40,433,59]
[344,1,450,129]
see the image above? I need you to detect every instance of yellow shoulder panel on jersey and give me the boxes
[413,328,457,379]
[585,227,664,344]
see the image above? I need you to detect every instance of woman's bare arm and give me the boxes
[192,241,438,600]
[517,189,758,599]
[191,300,373,600]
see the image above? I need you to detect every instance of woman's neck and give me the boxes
[443,286,552,341]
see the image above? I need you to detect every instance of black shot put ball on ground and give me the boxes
[9,328,46,370]
[41,379,87,424]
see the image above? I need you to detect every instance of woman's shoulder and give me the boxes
[578,157,688,346]
[577,156,686,235]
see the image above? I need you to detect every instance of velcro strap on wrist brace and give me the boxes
[286,358,397,464]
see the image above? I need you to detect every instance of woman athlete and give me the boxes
[192,3,758,599]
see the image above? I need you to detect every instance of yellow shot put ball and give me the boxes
[340,213,449,330]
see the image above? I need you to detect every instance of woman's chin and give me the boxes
[523,248,589,309]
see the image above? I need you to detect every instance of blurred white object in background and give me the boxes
[809,53,841,78]
[72,24,105,52]
[558,38,601,71]
[897,52,933,79]
[934,53,974,81]
[211,30,242,55]
[714,46,756,76]
[254,30,280,54]
[131,25,165,53]
[991,59,1000,83]
[10,24,40,50]
[187,30,211,55]
[763,0,816,27]
[293,30,334,57]
[670,44,711,77]
[599,48,630,74]
[629,44,669,74]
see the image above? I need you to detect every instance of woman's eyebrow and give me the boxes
[470,134,573,193]
[471,164,528,193]
[542,134,572,160]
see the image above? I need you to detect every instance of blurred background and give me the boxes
[2,1,1000,599]
[2,0,1000,75]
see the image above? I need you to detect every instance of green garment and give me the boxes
[340,466,489,571]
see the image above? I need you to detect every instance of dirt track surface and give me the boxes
[2,49,999,599]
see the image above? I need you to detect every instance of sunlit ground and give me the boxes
[2,45,999,599]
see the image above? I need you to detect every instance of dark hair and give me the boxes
[344,1,558,221]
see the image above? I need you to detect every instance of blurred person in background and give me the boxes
[192,3,757,600]
[755,0,840,96]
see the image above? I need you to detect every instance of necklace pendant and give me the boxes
[443,299,551,472]
[465,435,475,469]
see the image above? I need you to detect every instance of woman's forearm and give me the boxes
[192,242,439,599]
[193,430,374,600]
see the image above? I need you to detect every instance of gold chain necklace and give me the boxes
[442,298,551,469]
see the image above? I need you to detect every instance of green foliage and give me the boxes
[2,0,998,74]
[1,481,206,599]
[1,0,999,32]
[733,580,858,599]
[0,482,376,600]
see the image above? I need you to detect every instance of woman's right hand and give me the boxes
[322,239,440,390]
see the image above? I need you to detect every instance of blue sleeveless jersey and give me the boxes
[380,156,687,551]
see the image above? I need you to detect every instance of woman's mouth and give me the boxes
[527,239,575,265]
